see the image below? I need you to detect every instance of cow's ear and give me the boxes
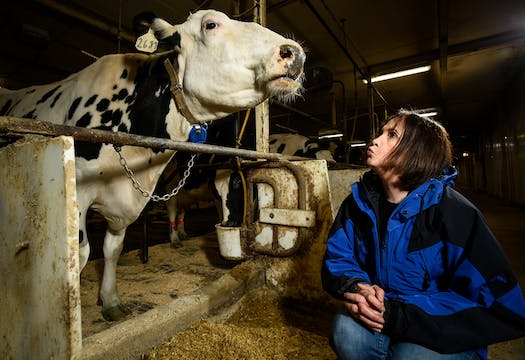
[151,19,176,40]
[151,20,181,52]
[132,11,157,37]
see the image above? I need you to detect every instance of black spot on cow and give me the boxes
[75,141,103,160]
[79,229,84,242]
[101,110,112,124]
[96,98,110,112]
[121,69,128,79]
[0,99,12,116]
[68,97,82,120]
[76,112,93,127]
[127,55,172,147]
[163,32,181,49]
[23,109,36,119]
[85,95,98,107]
[225,171,244,227]
[99,109,123,126]
[125,93,136,105]
[277,143,286,153]
[118,123,128,132]
[112,85,117,90]
[37,85,60,105]
[112,89,129,102]
[112,109,124,126]
[50,92,62,108]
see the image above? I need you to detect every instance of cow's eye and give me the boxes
[205,22,217,30]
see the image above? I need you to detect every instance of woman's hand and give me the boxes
[343,283,386,332]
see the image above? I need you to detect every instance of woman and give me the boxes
[322,109,525,360]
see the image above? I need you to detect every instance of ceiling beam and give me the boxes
[366,28,525,76]
[437,0,449,104]
[35,0,135,43]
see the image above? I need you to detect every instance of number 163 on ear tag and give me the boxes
[135,28,159,53]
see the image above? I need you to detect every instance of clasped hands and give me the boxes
[343,283,386,332]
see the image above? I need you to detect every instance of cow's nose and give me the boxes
[280,44,305,80]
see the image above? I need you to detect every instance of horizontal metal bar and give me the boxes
[0,116,309,161]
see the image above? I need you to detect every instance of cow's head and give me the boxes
[151,10,306,121]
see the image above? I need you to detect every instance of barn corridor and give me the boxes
[458,187,525,359]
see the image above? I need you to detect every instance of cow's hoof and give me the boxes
[102,304,131,321]
[170,241,183,249]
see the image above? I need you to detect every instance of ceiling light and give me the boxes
[350,142,367,148]
[363,65,431,84]
[318,133,343,140]
[418,111,438,117]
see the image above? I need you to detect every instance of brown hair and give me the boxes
[382,109,453,190]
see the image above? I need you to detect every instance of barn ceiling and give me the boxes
[2,0,525,154]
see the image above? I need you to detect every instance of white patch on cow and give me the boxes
[214,169,233,224]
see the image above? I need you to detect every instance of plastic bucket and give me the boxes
[215,224,245,260]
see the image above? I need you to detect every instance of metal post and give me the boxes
[254,0,269,154]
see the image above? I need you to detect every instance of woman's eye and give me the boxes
[205,22,217,30]
[388,131,397,139]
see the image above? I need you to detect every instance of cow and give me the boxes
[0,9,305,321]
[269,133,336,162]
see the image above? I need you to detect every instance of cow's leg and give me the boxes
[78,210,91,271]
[214,169,244,227]
[166,196,183,248]
[100,228,131,321]
[176,212,187,241]
[166,196,181,248]
[214,169,232,226]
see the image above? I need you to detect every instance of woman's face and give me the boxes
[366,117,405,170]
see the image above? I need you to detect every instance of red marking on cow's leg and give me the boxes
[169,219,177,233]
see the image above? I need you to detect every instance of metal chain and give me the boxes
[114,145,196,202]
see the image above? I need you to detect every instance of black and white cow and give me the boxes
[269,133,335,162]
[0,10,305,321]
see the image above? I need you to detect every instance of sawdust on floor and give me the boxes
[145,285,338,360]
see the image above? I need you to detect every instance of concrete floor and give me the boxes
[459,188,525,360]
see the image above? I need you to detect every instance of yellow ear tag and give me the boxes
[135,28,159,53]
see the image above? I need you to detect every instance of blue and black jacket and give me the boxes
[322,167,525,359]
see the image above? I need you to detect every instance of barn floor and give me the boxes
[81,205,229,338]
[81,189,525,360]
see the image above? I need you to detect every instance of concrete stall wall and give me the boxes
[0,136,81,359]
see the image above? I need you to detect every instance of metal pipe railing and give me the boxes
[0,116,308,162]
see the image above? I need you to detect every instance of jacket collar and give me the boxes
[354,166,458,221]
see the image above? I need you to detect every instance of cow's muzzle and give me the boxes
[279,44,305,80]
